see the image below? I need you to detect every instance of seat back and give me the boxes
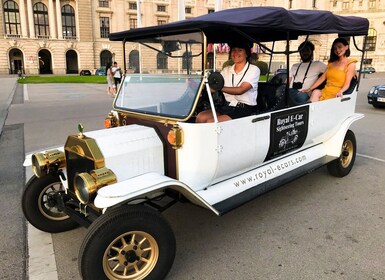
[257,83,287,113]
[269,72,288,85]
[343,76,357,95]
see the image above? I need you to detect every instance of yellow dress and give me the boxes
[320,58,357,101]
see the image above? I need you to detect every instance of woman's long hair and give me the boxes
[329,38,350,62]
[105,62,112,75]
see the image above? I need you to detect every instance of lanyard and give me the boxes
[293,61,312,84]
[232,62,250,87]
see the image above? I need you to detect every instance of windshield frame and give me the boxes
[112,31,207,122]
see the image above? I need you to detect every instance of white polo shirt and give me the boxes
[221,62,260,106]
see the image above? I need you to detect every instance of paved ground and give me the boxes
[0,76,18,137]
[0,123,26,280]
[0,76,26,280]
[0,78,111,280]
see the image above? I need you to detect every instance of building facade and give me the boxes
[0,0,384,75]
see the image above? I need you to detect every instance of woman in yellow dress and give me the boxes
[303,38,357,102]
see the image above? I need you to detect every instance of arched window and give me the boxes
[3,0,21,36]
[100,50,112,67]
[157,53,168,69]
[366,28,377,51]
[33,2,49,38]
[129,50,139,73]
[182,51,192,70]
[62,5,76,39]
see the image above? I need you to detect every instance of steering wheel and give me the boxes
[207,71,226,108]
[208,71,224,91]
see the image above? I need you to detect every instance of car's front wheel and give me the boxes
[327,130,356,177]
[79,205,176,280]
[22,174,79,233]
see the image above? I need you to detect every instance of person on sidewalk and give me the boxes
[106,62,116,96]
[111,62,122,89]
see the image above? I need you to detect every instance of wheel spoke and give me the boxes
[112,262,121,272]
[138,236,147,246]
[140,256,150,263]
[130,233,136,245]
[121,237,128,247]
[107,255,120,262]
[110,245,121,253]
[123,266,129,276]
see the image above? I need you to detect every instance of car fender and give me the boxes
[323,113,363,158]
[94,172,219,215]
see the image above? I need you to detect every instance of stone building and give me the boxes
[0,0,384,75]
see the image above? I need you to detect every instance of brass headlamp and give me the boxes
[31,149,66,178]
[74,167,117,204]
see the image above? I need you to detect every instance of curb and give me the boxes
[0,79,18,138]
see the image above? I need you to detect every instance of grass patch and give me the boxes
[17,74,269,84]
[17,75,107,84]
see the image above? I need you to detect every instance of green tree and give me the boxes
[253,60,269,75]
[222,59,269,76]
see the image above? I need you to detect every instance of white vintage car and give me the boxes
[22,7,369,280]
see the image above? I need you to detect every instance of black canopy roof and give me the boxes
[109,6,369,43]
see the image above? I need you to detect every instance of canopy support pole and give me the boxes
[356,35,368,91]
[123,39,127,74]
[285,32,290,107]
[266,41,275,81]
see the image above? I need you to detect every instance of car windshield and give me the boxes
[114,31,204,119]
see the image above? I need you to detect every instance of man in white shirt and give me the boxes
[111,62,122,88]
[289,41,326,103]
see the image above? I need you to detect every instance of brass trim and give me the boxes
[168,125,184,149]
[74,167,117,204]
[65,134,105,169]
[31,149,66,178]
[104,112,118,128]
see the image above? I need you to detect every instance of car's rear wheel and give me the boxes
[22,174,79,233]
[327,130,356,177]
[79,205,176,280]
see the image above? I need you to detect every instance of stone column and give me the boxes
[18,0,28,37]
[48,0,57,38]
[56,0,63,39]
[27,0,35,38]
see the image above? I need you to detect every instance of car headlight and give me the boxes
[31,149,66,178]
[74,167,117,204]
[369,87,375,94]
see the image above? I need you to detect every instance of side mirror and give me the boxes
[208,71,224,91]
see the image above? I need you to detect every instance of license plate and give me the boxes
[377,97,385,102]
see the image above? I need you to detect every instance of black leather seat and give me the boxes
[269,72,287,85]
[257,73,288,113]
[343,76,357,95]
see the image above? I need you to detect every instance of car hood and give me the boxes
[84,125,165,181]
